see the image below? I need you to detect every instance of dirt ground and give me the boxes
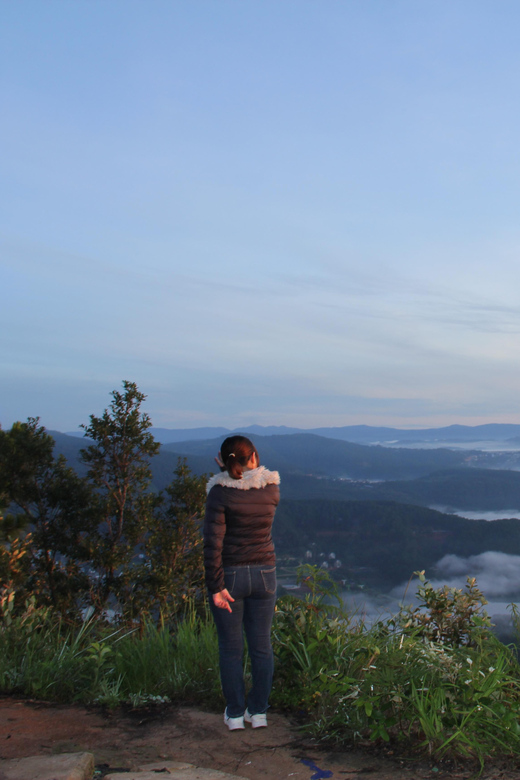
[1,697,520,780]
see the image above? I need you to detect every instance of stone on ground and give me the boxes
[0,752,249,780]
[0,752,94,780]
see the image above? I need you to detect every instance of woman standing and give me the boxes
[204,435,280,730]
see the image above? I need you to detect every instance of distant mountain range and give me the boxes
[65,422,520,445]
[65,422,520,446]
[51,429,520,510]
[160,433,470,479]
[55,429,467,481]
[48,428,520,591]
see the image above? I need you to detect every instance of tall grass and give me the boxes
[111,607,220,706]
[0,596,219,706]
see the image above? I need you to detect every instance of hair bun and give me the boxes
[219,436,258,481]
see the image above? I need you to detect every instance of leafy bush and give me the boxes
[396,570,492,647]
[272,566,520,766]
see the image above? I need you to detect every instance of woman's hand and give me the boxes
[214,451,225,471]
[213,589,234,613]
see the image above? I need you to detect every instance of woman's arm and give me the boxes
[203,486,228,595]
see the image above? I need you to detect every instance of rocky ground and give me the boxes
[2,697,520,780]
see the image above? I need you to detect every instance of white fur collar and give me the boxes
[206,465,280,493]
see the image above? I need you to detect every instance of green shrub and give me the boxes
[395,570,492,647]
[272,566,520,766]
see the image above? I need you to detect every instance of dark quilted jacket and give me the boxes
[203,466,280,594]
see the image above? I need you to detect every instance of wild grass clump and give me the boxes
[109,607,220,707]
[272,567,520,767]
[0,590,219,706]
[0,591,107,701]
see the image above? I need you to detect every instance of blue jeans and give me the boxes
[209,564,277,718]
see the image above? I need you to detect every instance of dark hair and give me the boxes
[220,435,259,481]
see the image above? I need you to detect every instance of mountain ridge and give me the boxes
[152,423,520,444]
[63,422,520,444]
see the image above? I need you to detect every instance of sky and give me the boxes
[3,1,520,432]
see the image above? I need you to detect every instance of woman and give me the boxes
[204,435,280,731]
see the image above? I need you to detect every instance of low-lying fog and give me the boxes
[341,551,520,643]
[430,506,520,521]
[383,440,520,452]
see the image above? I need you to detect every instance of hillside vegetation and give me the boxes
[280,468,520,510]
[275,499,520,588]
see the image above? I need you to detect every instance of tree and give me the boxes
[0,383,209,625]
[0,418,92,615]
[79,381,160,615]
[135,458,207,621]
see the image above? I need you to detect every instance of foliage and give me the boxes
[272,564,358,710]
[79,381,161,615]
[395,570,492,647]
[2,569,520,768]
[0,418,55,513]
[296,562,345,608]
[0,418,92,615]
[137,458,206,619]
[0,539,32,607]
[0,382,208,624]
[273,566,520,766]
[109,606,220,706]
[0,592,219,706]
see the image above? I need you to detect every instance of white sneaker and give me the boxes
[244,708,267,728]
[224,710,245,730]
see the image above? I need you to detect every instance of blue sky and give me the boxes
[3,1,520,431]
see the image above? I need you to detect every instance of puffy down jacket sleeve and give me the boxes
[204,486,228,594]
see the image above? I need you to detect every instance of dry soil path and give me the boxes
[1,697,520,780]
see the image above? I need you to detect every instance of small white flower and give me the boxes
[466,657,473,665]
[489,667,496,673]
